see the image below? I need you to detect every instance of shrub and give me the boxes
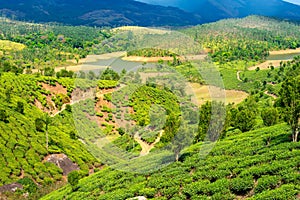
[68,170,80,191]
[182,180,210,197]
[261,108,279,126]
[251,184,298,200]
[255,175,280,194]
[17,177,38,193]
[96,112,104,117]
[211,192,235,200]
[230,176,254,195]
[208,178,230,195]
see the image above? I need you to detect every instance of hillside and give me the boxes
[0,73,102,198]
[182,16,300,64]
[0,0,202,27]
[0,15,300,199]
[41,124,300,199]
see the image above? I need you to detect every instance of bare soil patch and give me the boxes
[122,54,207,63]
[41,83,67,95]
[189,83,248,105]
[269,48,300,55]
[248,60,286,71]
[122,56,174,63]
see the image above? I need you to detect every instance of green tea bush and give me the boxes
[255,175,280,194]
[230,176,254,195]
[252,184,298,200]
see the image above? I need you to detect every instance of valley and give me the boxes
[0,14,300,200]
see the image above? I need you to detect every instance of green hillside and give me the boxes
[0,72,104,197]
[0,15,300,199]
[41,124,300,200]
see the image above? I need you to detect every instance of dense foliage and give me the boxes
[1,15,300,199]
[183,16,300,64]
[42,124,300,199]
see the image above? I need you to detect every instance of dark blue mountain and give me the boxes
[0,0,202,27]
[181,0,300,23]
[1,0,300,27]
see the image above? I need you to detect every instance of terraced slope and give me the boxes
[42,124,300,199]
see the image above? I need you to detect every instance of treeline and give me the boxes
[183,16,300,63]
[0,18,112,74]
[127,48,178,57]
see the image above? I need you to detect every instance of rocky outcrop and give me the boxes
[0,183,23,193]
[45,154,80,176]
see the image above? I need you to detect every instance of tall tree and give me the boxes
[194,101,226,143]
[261,107,279,126]
[277,76,300,142]
[35,114,53,151]
[42,114,53,151]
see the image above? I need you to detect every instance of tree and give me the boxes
[235,109,256,132]
[69,130,78,140]
[68,170,80,191]
[43,114,52,151]
[65,104,72,112]
[100,68,120,81]
[277,76,300,142]
[0,109,8,122]
[172,123,194,161]
[261,107,279,126]
[194,101,226,143]
[5,88,12,103]
[194,102,211,143]
[35,114,53,151]
[35,118,44,132]
[44,67,55,76]
[16,101,24,114]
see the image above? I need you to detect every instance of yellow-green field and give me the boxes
[0,40,26,51]
[113,26,171,34]
[189,83,248,105]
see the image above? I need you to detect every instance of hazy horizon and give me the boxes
[136,0,300,11]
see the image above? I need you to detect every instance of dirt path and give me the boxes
[134,130,164,156]
[264,91,278,99]
[237,71,243,82]
[50,84,125,117]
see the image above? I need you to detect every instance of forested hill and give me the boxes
[182,16,300,63]
[175,0,300,23]
[1,0,300,27]
[0,0,202,27]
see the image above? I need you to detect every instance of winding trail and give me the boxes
[50,84,125,117]
[134,130,164,156]
[264,91,278,99]
[237,71,243,82]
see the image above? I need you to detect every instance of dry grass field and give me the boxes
[188,83,248,105]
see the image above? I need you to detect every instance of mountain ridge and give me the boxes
[0,0,202,27]
[1,0,300,28]
[0,0,300,27]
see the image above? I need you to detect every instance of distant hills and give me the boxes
[0,0,202,27]
[1,0,300,27]
[183,0,300,23]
